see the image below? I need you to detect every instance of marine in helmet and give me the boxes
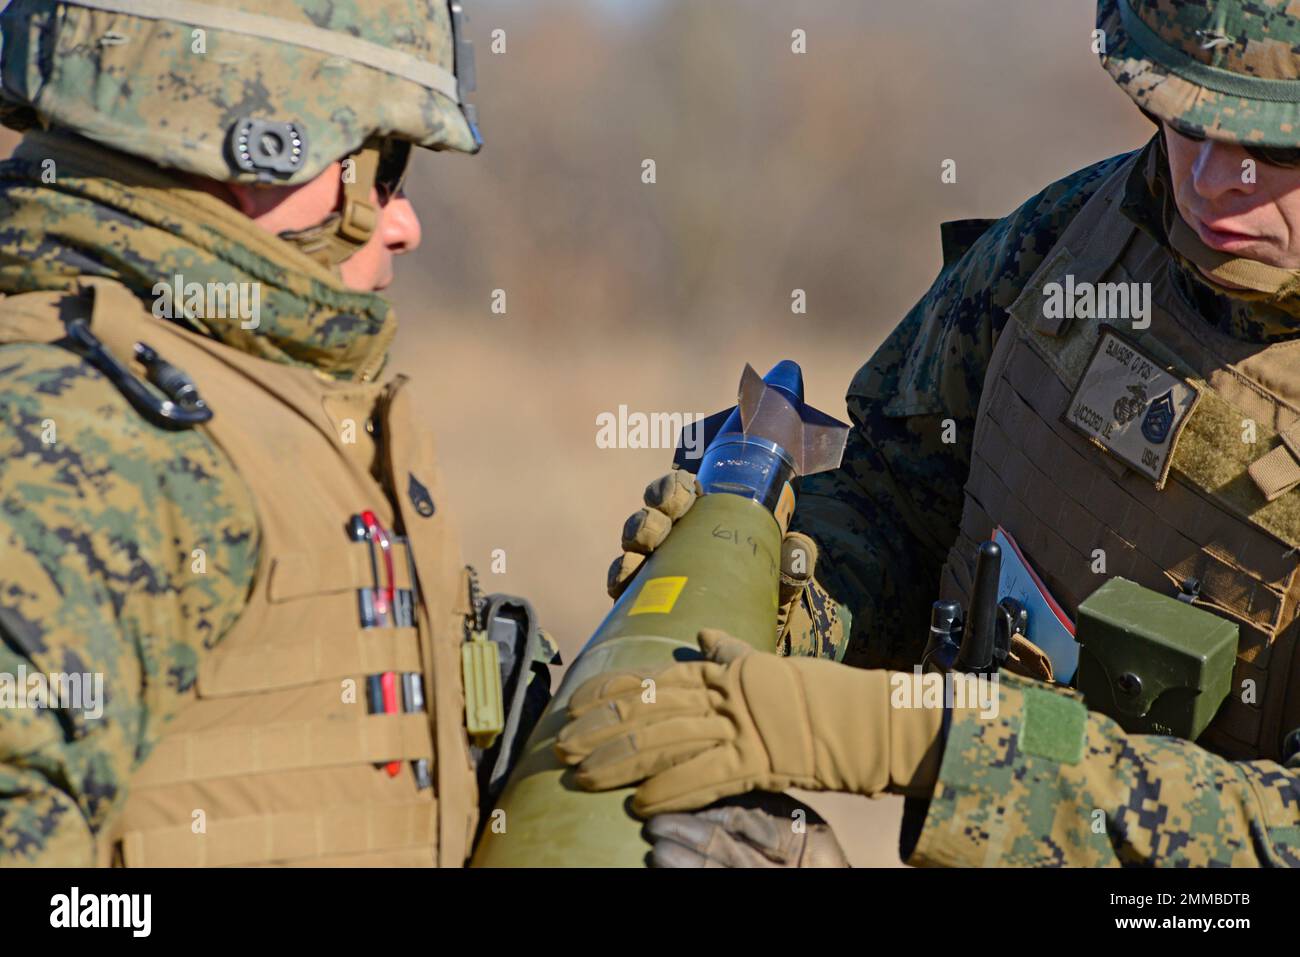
[0,0,567,867]
[559,0,1300,867]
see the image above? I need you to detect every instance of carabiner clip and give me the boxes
[64,318,213,429]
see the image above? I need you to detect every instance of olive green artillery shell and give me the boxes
[939,151,1300,761]
[472,492,782,867]
[0,280,478,866]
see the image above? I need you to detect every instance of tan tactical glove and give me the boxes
[556,629,947,815]
[645,794,850,868]
[608,469,826,651]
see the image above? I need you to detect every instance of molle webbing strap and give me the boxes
[265,542,415,601]
[120,801,436,867]
[197,627,424,696]
[133,713,434,788]
[1249,420,1300,501]
[57,0,462,102]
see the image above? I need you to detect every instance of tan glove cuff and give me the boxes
[887,685,946,798]
[740,657,945,798]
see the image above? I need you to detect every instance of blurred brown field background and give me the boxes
[1,0,1153,865]
[393,0,1150,865]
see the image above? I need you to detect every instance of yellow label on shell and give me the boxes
[628,576,688,616]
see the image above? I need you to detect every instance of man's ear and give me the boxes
[187,176,285,219]
[225,182,287,220]
[208,162,344,235]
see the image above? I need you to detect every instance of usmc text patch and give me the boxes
[1062,327,1199,489]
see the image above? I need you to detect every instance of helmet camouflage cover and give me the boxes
[0,0,481,185]
[1099,0,1300,147]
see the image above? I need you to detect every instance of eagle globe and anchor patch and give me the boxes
[1062,326,1200,490]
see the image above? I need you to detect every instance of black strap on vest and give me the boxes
[59,289,213,430]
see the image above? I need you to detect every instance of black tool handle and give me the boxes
[922,600,963,673]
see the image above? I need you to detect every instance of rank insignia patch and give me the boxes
[1140,390,1176,445]
[1062,326,1199,490]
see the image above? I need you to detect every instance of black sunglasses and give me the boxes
[1166,121,1300,169]
[375,139,412,203]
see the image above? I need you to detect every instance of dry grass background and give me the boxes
[2,0,1156,865]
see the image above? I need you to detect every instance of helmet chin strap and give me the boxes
[277,140,382,273]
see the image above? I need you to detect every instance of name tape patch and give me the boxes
[1062,327,1199,489]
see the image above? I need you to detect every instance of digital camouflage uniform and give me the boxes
[0,0,539,867]
[792,0,1300,866]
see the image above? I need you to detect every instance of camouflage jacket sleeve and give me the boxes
[792,151,1136,669]
[0,345,258,865]
[908,673,1300,867]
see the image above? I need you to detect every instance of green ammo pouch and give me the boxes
[1075,577,1237,741]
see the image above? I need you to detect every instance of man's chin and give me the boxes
[339,265,393,293]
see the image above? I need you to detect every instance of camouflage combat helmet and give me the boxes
[0,0,481,268]
[0,0,481,183]
[1099,0,1300,147]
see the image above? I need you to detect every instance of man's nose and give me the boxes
[380,195,422,255]
[1189,141,1255,201]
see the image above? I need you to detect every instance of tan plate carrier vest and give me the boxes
[940,153,1300,762]
[0,280,479,866]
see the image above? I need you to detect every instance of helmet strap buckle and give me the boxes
[338,142,381,244]
[278,139,383,271]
